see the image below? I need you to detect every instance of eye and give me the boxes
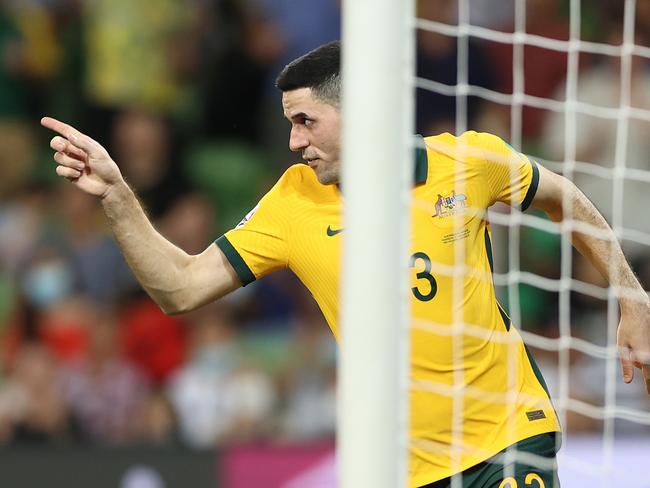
[304,118,315,127]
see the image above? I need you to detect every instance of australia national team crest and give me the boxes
[236,204,259,229]
[432,191,468,218]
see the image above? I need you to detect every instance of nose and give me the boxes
[289,126,308,152]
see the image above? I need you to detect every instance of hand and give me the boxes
[618,298,650,394]
[41,117,125,198]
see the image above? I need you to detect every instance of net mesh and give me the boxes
[411,0,650,485]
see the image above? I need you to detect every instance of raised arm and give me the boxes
[41,117,241,314]
[531,163,650,393]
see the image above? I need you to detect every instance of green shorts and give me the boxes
[420,432,561,488]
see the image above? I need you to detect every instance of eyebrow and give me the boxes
[288,112,311,122]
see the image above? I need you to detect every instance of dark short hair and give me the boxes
[275,41,341,106]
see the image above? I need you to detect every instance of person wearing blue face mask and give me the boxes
[20,259,75,309]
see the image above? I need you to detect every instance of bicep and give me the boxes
[529,163,570,219]
[181,243,242,311]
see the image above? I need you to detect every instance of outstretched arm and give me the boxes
[531,164,650,393]
[41,117,241,314]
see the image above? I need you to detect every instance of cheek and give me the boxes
[317,133,340,159]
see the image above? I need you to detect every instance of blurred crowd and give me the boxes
[0,0,649,451]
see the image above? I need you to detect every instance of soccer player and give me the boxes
[42,41,650,488]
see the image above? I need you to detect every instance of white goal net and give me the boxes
[411,0,650,486]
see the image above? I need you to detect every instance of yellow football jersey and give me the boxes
[216,131,561,487]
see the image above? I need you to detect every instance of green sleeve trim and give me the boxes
[520,160,540,212]
[413,135,429,184]
[215,235,256,286]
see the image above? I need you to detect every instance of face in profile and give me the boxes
[282,87,341,185]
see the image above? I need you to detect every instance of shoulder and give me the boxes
[276,163,338,203]
[280,163,316,185]
[424,131,505,146]
[422,131,457,153]
[421,131,495,170]
[422,130,497,155]
[425,131,515,162]
[262,163,311,200]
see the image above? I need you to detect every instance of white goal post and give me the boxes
[339,1,415,487]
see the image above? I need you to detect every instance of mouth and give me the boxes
[305,158,320,168]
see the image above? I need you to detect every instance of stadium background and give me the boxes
[0,0,648,486]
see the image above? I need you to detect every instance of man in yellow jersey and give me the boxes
[42,41,650,488]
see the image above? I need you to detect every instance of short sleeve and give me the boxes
[215,172,293,286]
[479,133,540,210]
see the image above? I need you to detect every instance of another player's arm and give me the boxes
[531,164,650,392]
[41,117,241,314]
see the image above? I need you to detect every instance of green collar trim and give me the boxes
[414,134,428,185]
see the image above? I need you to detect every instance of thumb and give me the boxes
[620,347,634,383]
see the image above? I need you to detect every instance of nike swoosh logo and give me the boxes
[326,226,344,236]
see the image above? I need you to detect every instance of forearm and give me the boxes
[546,181,646,307]
[101,181,192,313]
[531,161,650,387]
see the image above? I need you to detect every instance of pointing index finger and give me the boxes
[41,116,75,138]
[41,117,97,154]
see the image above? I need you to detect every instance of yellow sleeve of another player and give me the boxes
[477,132,540,210]
[214,169,294,286]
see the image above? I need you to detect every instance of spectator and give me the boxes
[119,298,187,386]
[196,0,278,142]
[541,31,650,260]
[8,231,94,364]
[0,182,50,274]
[468,0,514,30]
[159,192,217,256]
[110,109,188,219]
[60,304,149,444]
[0,342,68,444]
[278,290,336,441]
[416,0,494,135]
[251,0,341,166]
[167,302,276,448]
[481,0,571,144]
[57,182,138,305]
[81,0,200,127]
[0,6,37,200]
[133,389,178,446]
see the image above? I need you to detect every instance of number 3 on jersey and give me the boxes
[410,252,437,302]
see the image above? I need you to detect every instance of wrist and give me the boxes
[101,179,130,206]
[620,290,650,314]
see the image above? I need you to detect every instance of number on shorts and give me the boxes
[499,478,517,488]
[497,473,545,488]
[525,473,545,488]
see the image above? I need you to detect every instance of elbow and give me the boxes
[155,299,180,316]
[531,196,563,222]
[160,299,196,316]
[545,204,563,223]
[147,269,198,316]
[160,303,185,316]
[153,293,195,316]
[547,183,586,224]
